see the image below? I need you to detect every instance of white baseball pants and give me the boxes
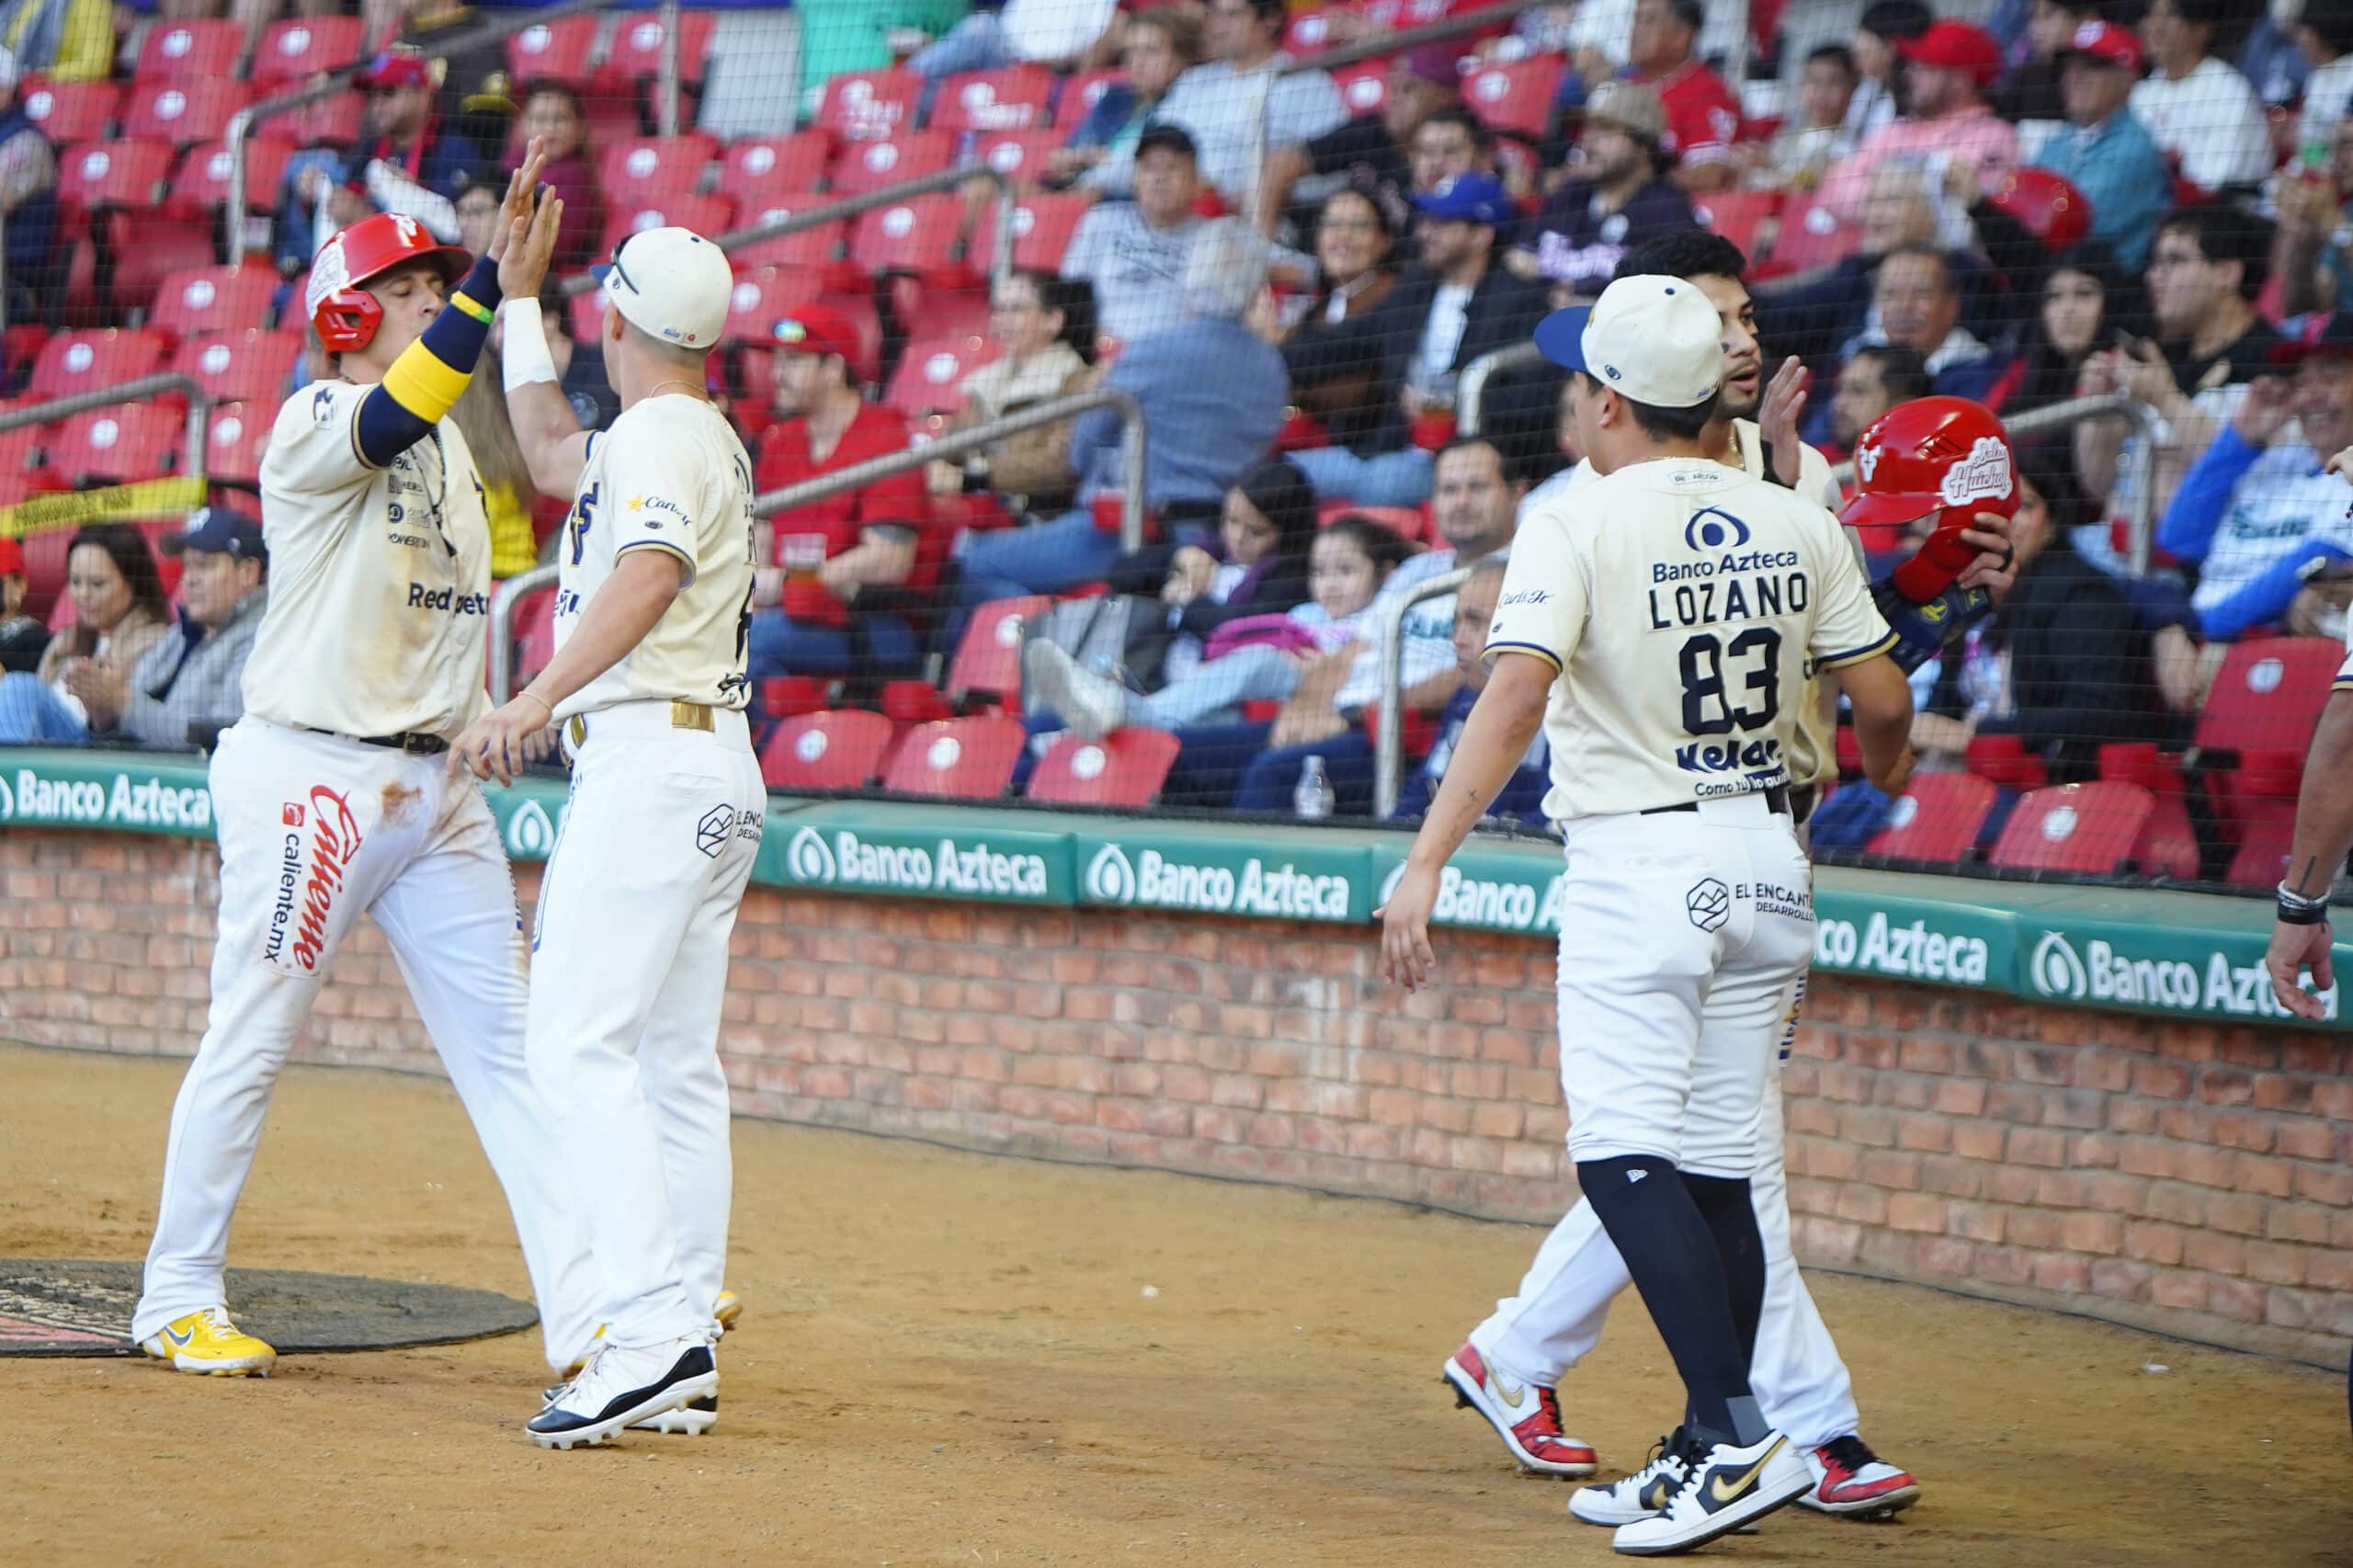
[526,700,762,1350]
[1469,792,1859,1448]
[132,719,600,1369]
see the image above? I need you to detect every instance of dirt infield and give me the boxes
[3,1043,2347,1568]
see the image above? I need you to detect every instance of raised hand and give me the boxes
[488,138,547,263]
[497,183,565,304]
[1757,356,1810,488]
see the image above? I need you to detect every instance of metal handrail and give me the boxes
[222,0,614,263]
[1826,392,2165,574]
[0,374,213,477]
[1371,562,1476,821]
[487,387,1147,701]
[561,161,1019,298]
[1458,342,1545,437]
[655,0,684,138]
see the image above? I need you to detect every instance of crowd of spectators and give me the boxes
[0,0,2344,857]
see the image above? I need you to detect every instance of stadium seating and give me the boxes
[30,329,168,402]
[882,335,1004,422]
[849,193,967,278]
[597,134,721,213]
[201,400,273,486]
[716,133,835,210]
[1461,57,1563,141]
[929,65,1058,135]
[602,193,734,255]
[967,129,1062,184]
[946,596,1048,705]
[506,14,600,90]
[149,268,282,343]
[881,716,1025,800]
[760,710,895,791]
[168,142,295,222]
[134,18,242,83]
[172,330,303,406]
[1026,729,1183,807]
[600,9,716,87]
[827,131,957,199]
[969,191,1090,274]
[1988,783,2155,876]
[20,80,119,143]
[815,68,924,142]
[123,80,252,147]
[250,17,367,87]
[1865,774,1996,865]
[48,403,182,483]
[56,141,173,214]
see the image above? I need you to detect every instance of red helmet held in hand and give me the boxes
[1984,167,2090,255]
[1842,395,2019,601]
[306,210,472,353]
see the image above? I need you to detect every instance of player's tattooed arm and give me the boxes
[1379,653,1552,991]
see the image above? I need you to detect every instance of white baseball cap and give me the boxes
[1533,274,1723,410]
[599,225,732,349]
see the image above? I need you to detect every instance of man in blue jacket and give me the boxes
[2030,21,2170,268]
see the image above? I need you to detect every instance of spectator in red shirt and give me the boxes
[512,85,605,275]
[1626,0,1745,192]
[750,303,936,680]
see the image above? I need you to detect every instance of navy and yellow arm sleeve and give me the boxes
[354,254,504,468]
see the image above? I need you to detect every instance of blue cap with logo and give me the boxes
[1414,171,1514,225]
[163,506,267,565]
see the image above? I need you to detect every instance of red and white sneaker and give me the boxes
[1440,1342,1597,1478]
[1794,1435,1921,1519]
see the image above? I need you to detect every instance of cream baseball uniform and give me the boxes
[527,392,764,1348]
[1481,452,1891,1176]
[132,379,599,1369]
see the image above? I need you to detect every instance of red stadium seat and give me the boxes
[971,190,1090,273]
[898,279,991,344]
[505,14,600,89]
[202,400,274,484]
[1987,783,2154,875]
[103,218,218,318]
[1285,6,1349,54]
[149,267,281,341]
[850,192,967,278]
[1963,732,2048,790]
[597,133,720,212]
[600,9,716,85]
[966,129,1057,184]
[507,584,556,685]
[1026,728,1183,807]
[602,193,735,256]
[2223,811,2298,890]
[172,329,302,404]
[1692,190,1782,260]
[1764,202,1862,275]
[19,79,118,143]
[252,17,367,86]
[947,595,1048,701]
[2131,790,2201,881]
[1864,773,1995,863]
[280,89,364,149]
[760,710,895,791]
[1462,57,1563,141]
[123,79,252,146]
[17,523,72,620]
[716,132,834,210]
[725,201,844,273]
[723,263,827,346]
[2192,637,2338,756]
[169,139,295,220]
[56,141,173,212]
[756,675,830,719]
[49,404,182,483]
[929,64,1056,134]
[134,17,242,81]
[882,334,1004,421]
[1057,70,1121,125]
[827,131,956,198]
[1330,58,1393,119]
[30,328,167,401]
[816,67,924,142]
[881,715,1025,800]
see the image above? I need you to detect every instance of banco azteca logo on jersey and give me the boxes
[1683,508,1750,551]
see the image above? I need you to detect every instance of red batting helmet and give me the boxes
[306,211,472,353]
[1984,167,2089,255]
[1841,394,2019,536]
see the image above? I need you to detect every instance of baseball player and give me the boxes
[1382,275,1918,1555]
[452,218,762,1449]
[129,148,600,1381]
[1436,233,2018,1522]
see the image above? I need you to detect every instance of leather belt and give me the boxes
[566,700,715,748]
[1643,784,1791,817]
[303,727,449,756]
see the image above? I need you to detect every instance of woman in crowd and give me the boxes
[0,523,169,743]
[926,271,1097,519]
[1049,5,1201,198]
[1913,457,2154,781]
[2000,242,2146,416]
[1098,455,1320,680]
[1257,189,1403,458]
[1024,514,1414,740]
[511,84,603,273]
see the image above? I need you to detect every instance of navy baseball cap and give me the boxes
[1533,304,1594,373]
[1415,172,1514,225]
[163,506,267,564]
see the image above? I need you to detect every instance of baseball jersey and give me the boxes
[1485,455,1894,821]
[244,379,494,741]
[552,394,758,722]
[1528,420,1854,789]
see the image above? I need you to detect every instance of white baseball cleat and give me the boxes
[1793,1435,1921,1518]
[1440,1341,1597,1477]
[527,1338,717,1450]
[1611,1431,1813,1556]
[1571,1428,1699,1526]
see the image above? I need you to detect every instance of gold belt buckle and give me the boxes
[671,701,713,733]
[566,715,587,747]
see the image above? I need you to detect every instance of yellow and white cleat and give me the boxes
[139,1308,277,1377]
[713,1289,742,1333]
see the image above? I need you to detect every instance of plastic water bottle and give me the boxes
[1294,756,1336,820]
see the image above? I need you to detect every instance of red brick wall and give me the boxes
[4,830,2347,1366]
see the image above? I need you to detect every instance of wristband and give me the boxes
[515,688,554,721]
[500,299,560,391]
[2278,881,2330,926]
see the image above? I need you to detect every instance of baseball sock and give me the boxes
[1683,1171,1766,1369]
[1577,1153,1768,1449]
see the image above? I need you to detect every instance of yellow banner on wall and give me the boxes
[0,478,209,540]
